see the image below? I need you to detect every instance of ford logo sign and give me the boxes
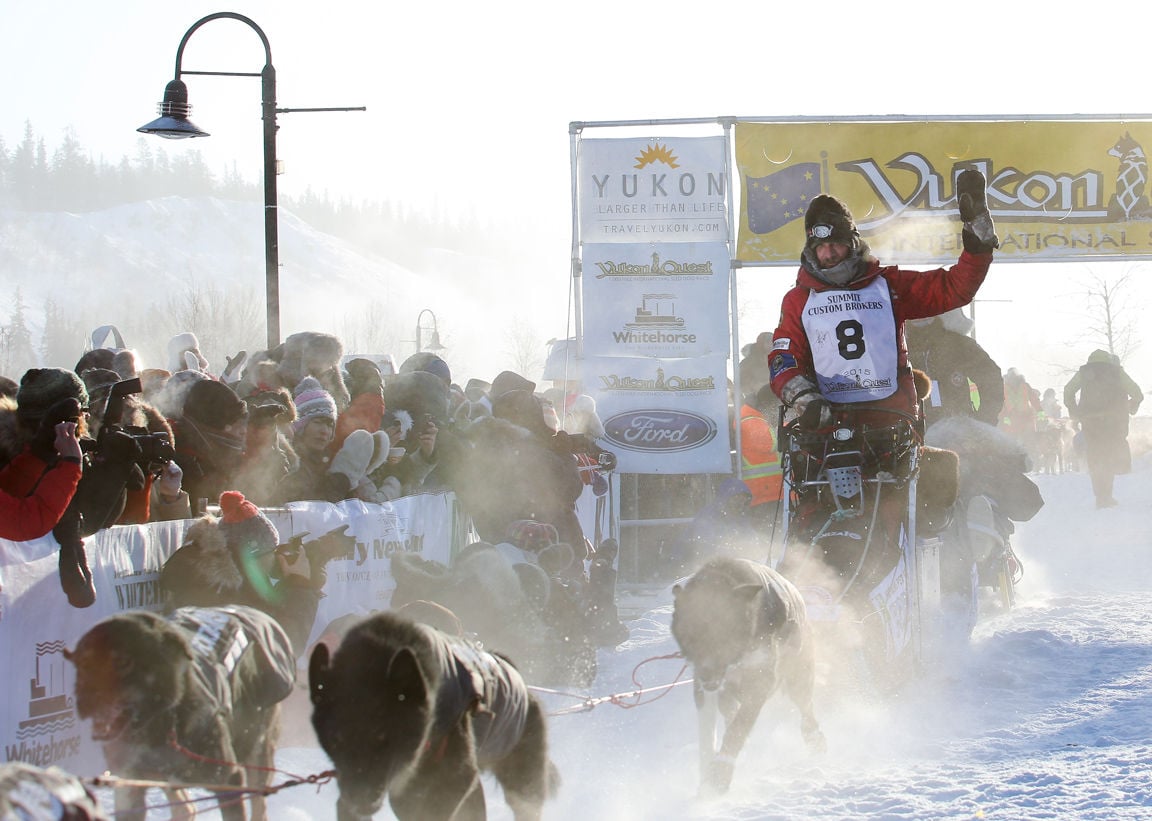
[602,410,717,452]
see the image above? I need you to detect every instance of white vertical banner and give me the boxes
[578,136,729,243]
[586,354,732,474]
[581,242,731,358]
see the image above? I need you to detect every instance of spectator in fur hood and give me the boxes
[168,331,210,375]
[159,490,354,655]
[170,379,249,513]
[238,331,351,412]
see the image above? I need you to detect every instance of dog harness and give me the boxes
[168,605,296,717]
[420,625,530,762]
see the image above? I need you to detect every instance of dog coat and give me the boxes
[168,605,296,714]
[419,624,530,762]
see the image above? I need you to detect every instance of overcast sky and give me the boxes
[6,1,1152,391]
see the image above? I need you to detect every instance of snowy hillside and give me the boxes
[0,197,563,383]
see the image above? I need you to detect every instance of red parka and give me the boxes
[769,249,992,420]
[0,447,82,541]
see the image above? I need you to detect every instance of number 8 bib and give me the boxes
[801,279,899,403]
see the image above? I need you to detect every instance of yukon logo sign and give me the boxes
[603,410,716,453]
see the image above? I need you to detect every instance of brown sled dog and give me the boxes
[65,606,295,821]
[309,610,559,821]
[672,556,826,795]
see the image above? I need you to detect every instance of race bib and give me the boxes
[800,280,898,402]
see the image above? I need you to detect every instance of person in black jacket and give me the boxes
[1064,349,1144,508]
[905,308,1004,428]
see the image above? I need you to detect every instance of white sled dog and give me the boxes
[671,556,826,795]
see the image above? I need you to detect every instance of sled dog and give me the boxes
[671,556,826,794]
[65,606,295,821]
[309,610,559,820]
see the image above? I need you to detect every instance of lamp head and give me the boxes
[426,330,446,352]
[137,79,210,139]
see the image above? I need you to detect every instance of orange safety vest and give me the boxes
[739,403,783,505]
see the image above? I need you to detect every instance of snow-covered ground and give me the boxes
[100,456,1152,820]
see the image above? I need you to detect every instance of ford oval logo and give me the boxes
[602,410,717,452]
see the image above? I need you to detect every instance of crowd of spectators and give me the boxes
[0,327,617,617]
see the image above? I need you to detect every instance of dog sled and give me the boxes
[775,407,975,690]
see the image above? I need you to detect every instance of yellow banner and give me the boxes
[735,120,1152,264]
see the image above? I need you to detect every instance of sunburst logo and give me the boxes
[634,144,679,169]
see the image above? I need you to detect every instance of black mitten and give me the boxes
[798,397,831,430]
[957,169,999,252]
[54,509,95,608]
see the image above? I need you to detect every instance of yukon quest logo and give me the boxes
[603,410,716,453]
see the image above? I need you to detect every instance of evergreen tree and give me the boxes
[1,289,38,375]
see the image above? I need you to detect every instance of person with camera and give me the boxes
[0,386,83,541]
[2,368,146,607]
[80,368,188,523]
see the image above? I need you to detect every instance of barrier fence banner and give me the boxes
[0,492,459,773]
[578,136,729,243]
[580,242,731,359]
[735,119,1152,264]
[586,353,732,474]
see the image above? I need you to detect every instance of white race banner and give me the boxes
[586,354,732,474]
[578,136,729,243]
[581,242,731,358]
[0,493,460,775]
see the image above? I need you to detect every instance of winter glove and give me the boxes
[155,460,184,502]
[54,509,95,608]
[957,169,999,253]
[797,397,832,430]
[365,430,392,475]
[221,350,248,384]
[329,429,374,487]
[781,375,832,429]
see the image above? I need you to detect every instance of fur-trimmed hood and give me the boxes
[0,396,27,468]
[159,514,245,606]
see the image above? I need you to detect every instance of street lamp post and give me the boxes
[138,12,364,351]
[415,308,445,354]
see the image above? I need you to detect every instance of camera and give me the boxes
[93,377,176,475]
[417,413,437,434]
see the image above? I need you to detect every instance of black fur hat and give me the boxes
[16,368,89,424]
[805,195,859,251]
